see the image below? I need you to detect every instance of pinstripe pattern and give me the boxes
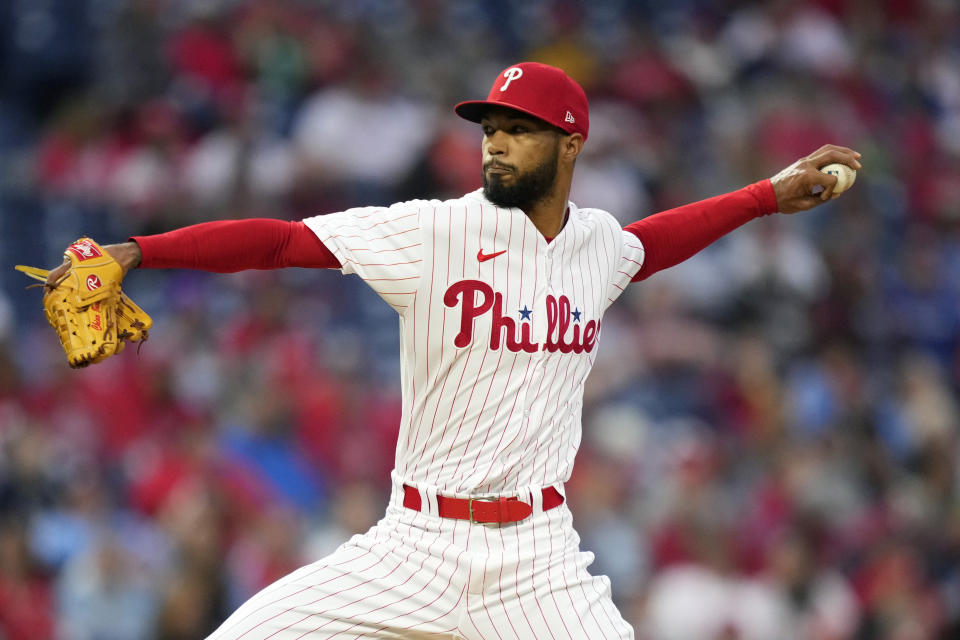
[209,482,633,639]
[231,190,649,640]
[305,190,644,496]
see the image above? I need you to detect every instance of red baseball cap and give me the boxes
[455,62,589,140]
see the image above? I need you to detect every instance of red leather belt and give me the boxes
[402,484,564,525]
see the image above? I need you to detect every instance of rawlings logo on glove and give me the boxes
[15,238,152,368]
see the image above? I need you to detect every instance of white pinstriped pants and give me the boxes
[208,479,633,639]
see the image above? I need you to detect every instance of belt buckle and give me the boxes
[468,494,502,526]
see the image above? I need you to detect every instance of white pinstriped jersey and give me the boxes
[304,189,645,495]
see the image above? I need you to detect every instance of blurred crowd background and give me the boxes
[1,0,959,638]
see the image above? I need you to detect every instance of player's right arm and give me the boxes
[47,219,340,284]
[130,219,340,272]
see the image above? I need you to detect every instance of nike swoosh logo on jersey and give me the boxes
[477,249,507,262]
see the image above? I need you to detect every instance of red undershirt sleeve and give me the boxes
[626,179,779,282]
[130,219,341,272]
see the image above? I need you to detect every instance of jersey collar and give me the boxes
[465,188,580,241]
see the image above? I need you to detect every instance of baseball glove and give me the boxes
[15,238,152,368]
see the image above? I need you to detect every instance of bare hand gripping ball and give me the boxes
[820,162,857,197]
[15,238,152,368]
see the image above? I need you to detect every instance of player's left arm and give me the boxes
[627,144,861,281]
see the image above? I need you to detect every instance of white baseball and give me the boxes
[820,163,856,197]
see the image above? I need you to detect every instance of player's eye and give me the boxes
[511,125,528,134]
[482,125,495,136]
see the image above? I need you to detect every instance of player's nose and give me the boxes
[483,129,508,156]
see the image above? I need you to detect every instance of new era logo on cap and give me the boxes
[454,62,590,140]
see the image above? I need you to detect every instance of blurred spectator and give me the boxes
[291,60,435,208]
[0,517,55,640]
[304,480,383,561]
[56,535,160,640]
[153,483,232,636]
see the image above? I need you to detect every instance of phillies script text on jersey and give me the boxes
[444,279,598,353]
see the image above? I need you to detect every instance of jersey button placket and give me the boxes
[529,245,549,356]
[521,248,545,427]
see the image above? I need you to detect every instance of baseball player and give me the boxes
[48,62,860,638]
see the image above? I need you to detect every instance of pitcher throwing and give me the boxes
[44,62,861,638]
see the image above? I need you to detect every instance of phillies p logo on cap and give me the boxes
[500,67,524,91]
[455,62,590,140]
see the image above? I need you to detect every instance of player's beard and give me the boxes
[482,150,559,211]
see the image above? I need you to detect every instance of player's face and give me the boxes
[480,108,563,210]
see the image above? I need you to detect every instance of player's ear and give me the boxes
[560,133,584,164]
